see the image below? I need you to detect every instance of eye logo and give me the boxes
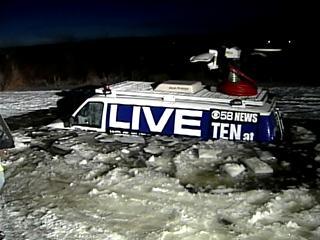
[211,110,220,120]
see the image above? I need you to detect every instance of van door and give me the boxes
[72,101,105,131]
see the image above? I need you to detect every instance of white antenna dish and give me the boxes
[190,49,218,70]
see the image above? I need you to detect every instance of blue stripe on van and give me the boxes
[105,104,276,142]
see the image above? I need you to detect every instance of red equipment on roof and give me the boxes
[218,65,258,96]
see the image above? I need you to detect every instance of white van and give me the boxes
[65,80,283,142]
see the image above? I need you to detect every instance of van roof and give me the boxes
[95,81,268,107]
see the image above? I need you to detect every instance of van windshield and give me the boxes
[74,102,104,128]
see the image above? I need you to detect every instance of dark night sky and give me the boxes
[0,0,302,47]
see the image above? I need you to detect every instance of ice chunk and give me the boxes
[79,159,87,165]
[96,134,145,144]
[198,148,221,159]
[95,134,116,143]
[144,145,163,155]
[146,155,175,175]
[88,188,99,196]
[121,148,130,155]
[11,132,32,150]
[281,161,290,168]
[116,135,145,144]
[50,143,72,155]
[256,150,277,162]
[92,152,119,164]
[292,126,316,144]
[246,190,272,205]
[222,163,246,177]
[242,157,273,174]
[248,210,273,225]
[71,144,97,159]
[210,188,236,194]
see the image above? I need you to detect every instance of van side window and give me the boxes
[74,102,104,128]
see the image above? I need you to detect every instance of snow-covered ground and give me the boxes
[1,87,320,239]
[0,90,61,119]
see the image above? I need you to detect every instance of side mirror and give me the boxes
[63,116,75,128]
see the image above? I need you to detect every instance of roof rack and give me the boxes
[95,81,268,107]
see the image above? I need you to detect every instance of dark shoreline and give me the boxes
[1,37,315,91]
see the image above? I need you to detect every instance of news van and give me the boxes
[65,80,283,142]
